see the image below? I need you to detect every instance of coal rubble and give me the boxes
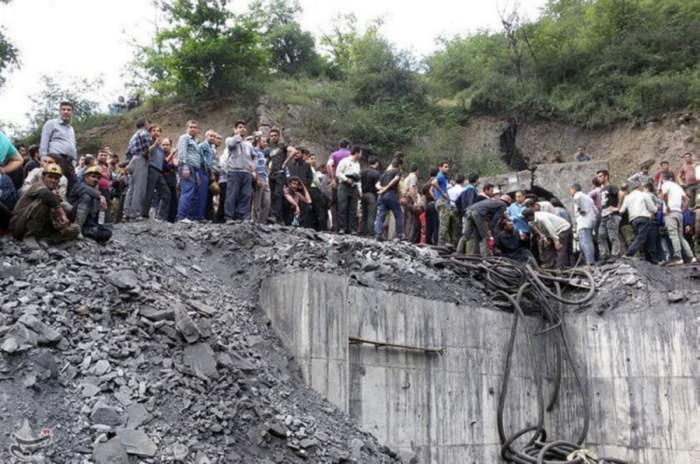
[1,221,696,463]
[0,223,412,464]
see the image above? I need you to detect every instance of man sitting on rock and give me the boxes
[69,165,112,244]
[9,164,80,244]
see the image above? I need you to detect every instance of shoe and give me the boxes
[664,259,684,266]
[179,218,193,224]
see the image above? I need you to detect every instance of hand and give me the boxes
[100,196,108,210]
[294,207,300,216]
[181,166,191,181]
[519,232,527,240]
[554,240,562,252]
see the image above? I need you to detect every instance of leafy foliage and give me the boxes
[0,0,19,88]
[137,0,268,98]
[428,0,700,127]
[28,75,103,128]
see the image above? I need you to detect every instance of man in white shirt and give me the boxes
[524,208,572,269]
[620,181,659,263]
[569,183,597,265]
[335,145,362,234]
[660,171,688,265]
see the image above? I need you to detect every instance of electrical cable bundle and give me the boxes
[434,253,629,464]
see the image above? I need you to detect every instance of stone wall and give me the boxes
[259,272,700,464]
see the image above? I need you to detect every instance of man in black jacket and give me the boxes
[69,166,112,243]
[461,194,512,255]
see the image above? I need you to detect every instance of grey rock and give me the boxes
[183,343,219,380]
[175,305,200,344]
[126,403,153,429]
[106,270,139,290]
[117,428,157,457]
[94,437,129,464]
[140,306,175,321]
[1,336,18,353]
[667,290,685,303]
[267,421,288,439]
[91,402,123,427]
[172,443,189,460]
[92,359,112,376]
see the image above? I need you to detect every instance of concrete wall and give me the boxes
[481,161,609,214]
[259,273,699,464]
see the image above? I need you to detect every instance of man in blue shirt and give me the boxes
[176,120,203,221]
[432,161,453,246]
[198,130,219,220]
[507,191,530,237]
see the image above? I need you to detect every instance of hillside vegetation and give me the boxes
[19,0,700,175]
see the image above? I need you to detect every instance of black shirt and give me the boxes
[378,169,401,194]
[361,167,381,195]
[285,159,313,186]
[468,199,508,229]
[266,145,285,172]
[601,185,620,211]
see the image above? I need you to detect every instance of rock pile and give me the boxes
[0,226,404,463]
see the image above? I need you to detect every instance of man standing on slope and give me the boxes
[326,139,352,231]
[39,101,78,194]
[224,120,256,222]
[176,120,203,221]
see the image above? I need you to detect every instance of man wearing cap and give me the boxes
[69,166,112,243]
[39,101,78,193]
[10,164,80,243]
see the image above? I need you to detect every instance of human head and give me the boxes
[17,144,27,158]
[660,160,670,171]
[682,152,693,163]
[596,169,610,185]
[368,155,379,168]
[307,153,317,168]
[339,139,350,149]
[149,124,162,139]
[299,146,310,160]
[287,176,302,191]
[438,161,450,173]
[205,130,217,144]
[84,166,101,187]
[215,133,223,147]
[644,182,655,193]
[234,120,247,137]
[515,190,525,204]
[161,138,172,153]
[483,183,494,197]
[410,164,418,174]
[97,149,109,164]
[186,120,199,137]
[576,145,586,153]
[502,218,514,233]
[553,150,562,160]
[82,154,96,167]
[591,177,601,188]
[293,146,303,160]
[41,155,58,168]
[135,118,149,129]
[268,128,280,145]
[523,208,536,222]
[455,174,465,185]
[28,145,40,161]
[109,153,119,165]
[390,157,403,170]
[350,145,363,160]
[569,182,582,197]
[59,101,73,122]
[42,163,62,190]
[662,171,675,181]
[429,167,438,178]
[468,173,480,185]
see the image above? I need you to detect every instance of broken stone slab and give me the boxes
[106,270,140,290]
[17,314,62,345]
[91,402,124,427]
[116,428,157,457]
[91,359,112,376]
[139,306,175,321]
[183,343,219,380]
[667,290,685,303]
[94,436,129,464]
[188,300,216,317]
[267,421,289,439]
[175,304,200,344]
[126,403,153,429]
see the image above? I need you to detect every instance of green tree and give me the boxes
[319,13,358,80]
[247,0,322,76]
[137,0,267,98]
[27,75,103,130]
[0,0,19,88]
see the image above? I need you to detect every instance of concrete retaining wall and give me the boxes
[259,273,699,464]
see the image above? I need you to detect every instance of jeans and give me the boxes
[143,166,171,220]
[253,180,271,224]
[336,182,358,233]
[124,155,149,219]
[374,191,403,239]
[269,171,286,222]
[578,227,596,265]
[461,210,489,255]
[361,192,377,236]
[625,217,658,262]
[197,169,209,220]
[599,214,621,259]
[0,173,18,211]
[176,165,201,221]
[425,201,439,245]
[309,187,328,231]
[225,171,253,220]
[665,211,683,259]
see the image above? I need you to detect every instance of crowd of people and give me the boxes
[1,101,699,268]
